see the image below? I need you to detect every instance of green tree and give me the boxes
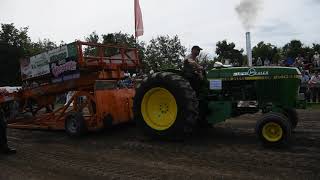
[144,35,186,71]
[272,47,282,64]
[82,31,145,72]
[215,40,243,66]
[0,23,31,50]
[102,32,145,68]
[0,42,22,86]
[102,32,138,46]
[85,31,100,43]
[0,23,31,85]
[0,23,57,86]
[29,38,57,56]
[198,52,215,70]
[282,40,304,58]
[252,41,279,64]
[302,46,313,61]
[312,43,320,53]
[84,31,100,56]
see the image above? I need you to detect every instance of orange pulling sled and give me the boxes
[2,41,140,136]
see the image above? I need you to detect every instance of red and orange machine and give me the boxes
[2,41,140,136]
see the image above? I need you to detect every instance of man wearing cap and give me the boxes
[183,45,207,97]
[183,46,209,126]
[184,46,204,80]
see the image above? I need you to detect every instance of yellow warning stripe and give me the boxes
[209,75,301,81]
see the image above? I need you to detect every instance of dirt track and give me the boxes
[1,109,320,180]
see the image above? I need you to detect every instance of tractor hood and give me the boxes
[207,66,301,81]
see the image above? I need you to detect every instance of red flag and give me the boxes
[135,0,144,37]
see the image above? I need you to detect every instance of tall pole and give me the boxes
[246,32,253,67]
[134,0,137,42]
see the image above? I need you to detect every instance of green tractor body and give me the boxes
[206,67,303,124]
[134,66,304,147]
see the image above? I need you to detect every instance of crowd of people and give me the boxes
[252,52,320,103]
[282,52,320,103]
[252,51,320,68]
[301,70,320,103]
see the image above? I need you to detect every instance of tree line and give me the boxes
[1,23,319,86]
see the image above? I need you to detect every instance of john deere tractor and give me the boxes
[133,66,304,147]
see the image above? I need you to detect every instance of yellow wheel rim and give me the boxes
[141,87,178,131]
[262,122,283,142]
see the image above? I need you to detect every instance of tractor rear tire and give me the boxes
[65,112,87,137]
[255,112,292,147]
[133,72,199,140]
[284,108,298,129]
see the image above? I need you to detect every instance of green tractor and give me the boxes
[133,66,304,147]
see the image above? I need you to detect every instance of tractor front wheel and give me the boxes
[255,112,292,147]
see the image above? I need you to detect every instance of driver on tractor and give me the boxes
[183,45,206,95]
[183,46,209,126]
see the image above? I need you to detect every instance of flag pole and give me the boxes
[134,0,144,43]
[134,0,137,42]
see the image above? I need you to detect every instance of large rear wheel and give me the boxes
[133,72,199,139]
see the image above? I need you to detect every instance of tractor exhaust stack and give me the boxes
[246,32,253,67]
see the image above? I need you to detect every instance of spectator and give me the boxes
[302,71,311,84]
[233,61,239,67]
[301,71,311,101]
[285,57,294,66]
[295,54,304,64]
[304,52,310,63]
[308,71,320,103]
[294,57,304,71]
[224,59,230,65]
[313,51,320,67]
[280,59,286,66]
[264,58,270,66]
[256,57,263,66]
[303,60,313,71]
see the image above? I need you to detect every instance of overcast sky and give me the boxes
[1,0,319,55]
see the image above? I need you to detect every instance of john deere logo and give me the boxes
[248,68,257,76]
[233,68,269,77]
